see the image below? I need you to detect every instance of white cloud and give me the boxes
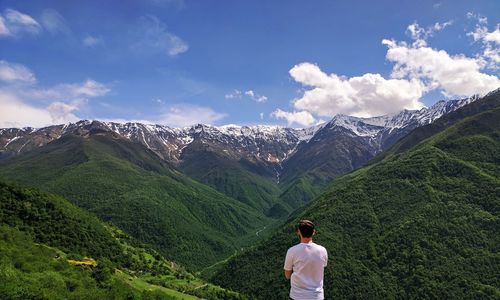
[0,60,110,128]
[244,90,255,97]
[101,118,154,124]
[0,70,111,128]
[0,8,41,37]
[406,21,452,47]
[467,12,488,25]
[28,79,111,100]
[46,101,82,123]
[290,62,425,117]
[225,89,242,99]
[225,89,267,102]
[466,14,500,69]
[0,90,78,127]
[40,9,70,35]
[0,60,36,83]
[256,95,267,102]
[134,15,188,57]
[158,104,226,127]
[245,90,268,102]
[70,80,110,97]
[0,16,8,35]
[432,21,453,31]
[284,20,498,121]
[271,109,316,127]
[259,112,264,120]
[83,35,103,47]
[383,38,499,97]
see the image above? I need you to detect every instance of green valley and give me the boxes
[0,180,247,299]
[0,129,269,270]
[179,143,291,217]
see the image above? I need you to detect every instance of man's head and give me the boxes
[296,219,315,238]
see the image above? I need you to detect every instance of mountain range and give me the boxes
[0,89,498,299]
[0,96,476,213]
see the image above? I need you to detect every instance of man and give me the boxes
[284,220,328,300]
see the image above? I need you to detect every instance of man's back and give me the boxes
[284,242,328,300]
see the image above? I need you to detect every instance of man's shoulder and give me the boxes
[312,242,327,252]
[288,242,326,252]
[287,243,302,252]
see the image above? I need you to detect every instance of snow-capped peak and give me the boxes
[324,96,477,137]
[0,94,482,165]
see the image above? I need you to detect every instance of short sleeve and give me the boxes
[284,248,294,271]
[323,247,328,267]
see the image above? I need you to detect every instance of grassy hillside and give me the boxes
[0,180,125,262]
[0,180,247,299]
[0,132,268,270]
[212,106,500,299]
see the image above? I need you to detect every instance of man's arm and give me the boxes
[283,248,294,280]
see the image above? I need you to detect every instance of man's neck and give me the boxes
[300,237,313,244]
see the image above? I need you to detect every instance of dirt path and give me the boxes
[256,226,267,236]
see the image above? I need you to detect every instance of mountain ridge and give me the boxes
[0,95,477,164]
[0,95,481,212]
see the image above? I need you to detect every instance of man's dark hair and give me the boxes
[297,220,315,238]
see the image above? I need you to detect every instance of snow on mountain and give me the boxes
[324,96,476,138]
[0,96,478,163]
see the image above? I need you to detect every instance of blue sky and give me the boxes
[0,0,498,128]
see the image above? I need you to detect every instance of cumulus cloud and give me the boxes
[271,109,316,127]
[158,104,226,127]
[46,101,82,123]
[133,15,188,57]
[0,8,41,37]
[40,9,70,35]
[278,20,499,124]
[225,89,268,102]
[0,60,36,83]
[0,79,108,126]
[0,90,78,128]
[470,25,500,44]
[383,38,499,96]
[289,62,425,117]
[0,61,111,127]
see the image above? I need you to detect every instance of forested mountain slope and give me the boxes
[276,95,481,208]
[0,181,246,299]
[212,103,500,299]
[0,129,268,270]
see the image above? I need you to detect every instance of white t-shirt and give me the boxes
[284,242,328,300]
